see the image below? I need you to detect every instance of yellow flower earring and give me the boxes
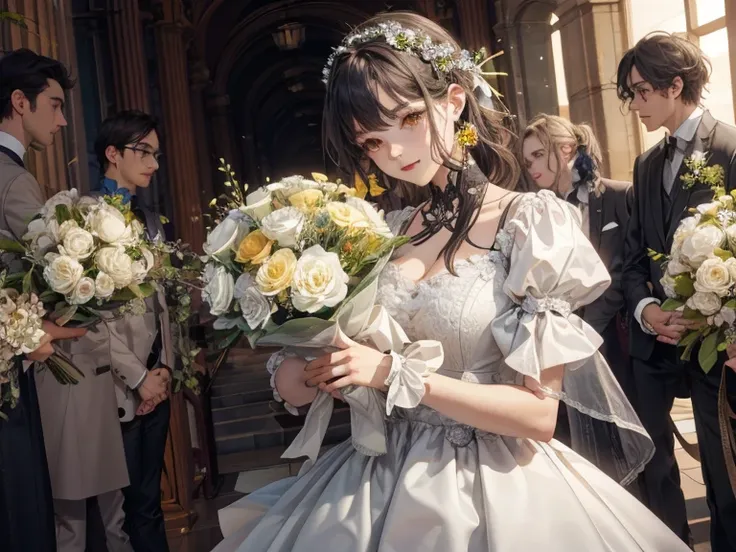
[455,121,478,150]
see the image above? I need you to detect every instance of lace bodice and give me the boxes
[376,251,520,386]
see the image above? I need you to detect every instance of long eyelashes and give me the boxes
[358,110,425,153]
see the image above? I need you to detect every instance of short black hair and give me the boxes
[94,110,159,172]
[0,48,74,120]
[616,32,711,105]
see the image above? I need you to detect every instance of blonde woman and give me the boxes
[522,114,635,471]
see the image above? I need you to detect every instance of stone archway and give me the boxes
[513,0,559,121]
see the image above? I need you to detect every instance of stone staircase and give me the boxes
[211,348,351,475]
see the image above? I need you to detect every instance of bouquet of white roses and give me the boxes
[0,270,46,417]
[202,162,406,350]
[0,189,171,383]
[655,158,736,372]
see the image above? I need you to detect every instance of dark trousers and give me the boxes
[121,400,171,552]
[0,368,56,552]
[633,341,736,550]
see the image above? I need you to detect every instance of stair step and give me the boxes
[210,377,273,397]
[213,404,350,439]
[210,389,275,409]
[214,410,351,456]
[211,400,282,424]
[217,444,336,474]
[214,365,271,382]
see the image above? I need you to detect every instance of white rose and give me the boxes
[345,196,393,238]
[95,246,134,288]
[59,226,95,261]
[725,257,736,281]
[69,276,95,305]
[667,256,692,276]
[94,271,115,299]
[261,207,304,248]
[204,215,249,259]
[673,216,700,250]
[234,274,271,329]
[202,264,234,316]
[715,306,736,327]
[696,202,720,217]
[43,255,83,295]
[680,225,725,268]
[661,273,678,298]
[130,247,155,284]
[115,223,141,247]
[242,187,273,222]
[686,291,722,316]
[86,204,128,244]
[57,220,80,241]
[726,224,736,252]
[23,218,59,253]
[291,245,349,313]
[695,257,732,296]
[42,189,79,221]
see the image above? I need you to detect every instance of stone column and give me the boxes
[154,14,204,252]
[106,0,149,112]
[556,0,641,181]
[189,59,215,212]
[205,94,239,178]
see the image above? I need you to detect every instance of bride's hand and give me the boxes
[304,343,393,393]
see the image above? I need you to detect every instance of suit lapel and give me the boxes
[588,189,603,251]
[647,141,667,246]
[666,111,717,245]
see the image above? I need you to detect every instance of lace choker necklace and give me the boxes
[411,163,487,245]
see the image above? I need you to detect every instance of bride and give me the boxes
[215,11,690,551]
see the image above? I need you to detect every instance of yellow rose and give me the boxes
[325,202,368,228]
[235,230,273,265]
[336,184,358,197]
[256,248,297,296]
[289,189,324,211]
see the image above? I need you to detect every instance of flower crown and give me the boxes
[322,21,488,85]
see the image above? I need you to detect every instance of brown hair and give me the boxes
[522,114,604,197]
[323,11,520,273]
[616,32,711,106]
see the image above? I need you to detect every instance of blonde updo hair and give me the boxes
[523,114,604,196]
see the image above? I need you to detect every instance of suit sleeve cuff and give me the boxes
[634,298,660,334]
[131,370,147,390]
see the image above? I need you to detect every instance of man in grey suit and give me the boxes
[0,47,87,552]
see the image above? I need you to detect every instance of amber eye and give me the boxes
[362,138,382,152]
[402,111,424,127]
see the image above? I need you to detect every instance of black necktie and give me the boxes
[0,145,24,168]
[665,135,681,162]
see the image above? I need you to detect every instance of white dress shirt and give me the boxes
[634,107,704,334]
[0,130,27,160]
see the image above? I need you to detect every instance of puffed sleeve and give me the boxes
[492,190,610,379]
[492,191,653,486]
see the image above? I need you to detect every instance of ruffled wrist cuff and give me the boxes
[384,340,444,415]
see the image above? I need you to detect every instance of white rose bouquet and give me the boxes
[0,270,46,417]
[202,161,405,354]
[653,168,736,372]
[0,189,175,383]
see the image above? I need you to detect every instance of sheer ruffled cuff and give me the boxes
[266,349,301,416]
[385,340,444,415]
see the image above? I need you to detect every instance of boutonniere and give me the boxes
[681,151,725,190]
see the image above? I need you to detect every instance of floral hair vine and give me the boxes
[322,20,506,96]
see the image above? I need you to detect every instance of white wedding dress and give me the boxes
[214,191,689,552]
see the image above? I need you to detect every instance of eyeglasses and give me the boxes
[123,146,163,162]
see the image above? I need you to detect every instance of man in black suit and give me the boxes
[619,33,736,550]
